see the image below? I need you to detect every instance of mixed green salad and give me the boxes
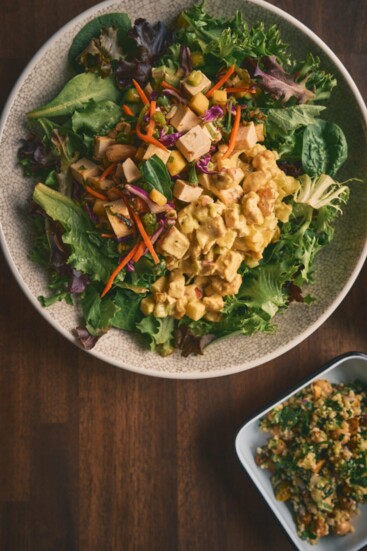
[19,3,352,356]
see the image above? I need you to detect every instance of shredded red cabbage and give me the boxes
[196,154,218,175]
[162,88,188,104]
[159,129,184,147]
[125,184,174,213]
[201,105,224,122]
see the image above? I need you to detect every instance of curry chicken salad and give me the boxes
[19,4,352,355]
[256,379,367,544]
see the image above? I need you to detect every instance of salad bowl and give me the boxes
[0,0,366,378]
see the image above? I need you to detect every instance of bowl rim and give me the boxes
[234,351,367,550]
[1,0,367,379]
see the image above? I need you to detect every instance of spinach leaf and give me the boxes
[71,100,122,135]
[81,285,118,335]
[68,13,131,67]
[140,155,173,200]
[33,183,116,282]
[111,290,142,331]
[302,120,348,177]
[27,73,120,119]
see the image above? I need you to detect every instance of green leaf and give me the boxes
[140,155,173,200]
[33,183,116,282]
[71,100,122,135]
[111,290,142,331]
[237,264,288,318]
[68,13,131,66]
[27,73,120,119]
[81,285,118,335]
[266,105,326,135]
[136,314,175,356]
[302,120,348,177]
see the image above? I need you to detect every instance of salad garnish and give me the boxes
[19,3,354,356]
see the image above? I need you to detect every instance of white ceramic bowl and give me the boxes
[235,352,367,551]
[0,0,367,378]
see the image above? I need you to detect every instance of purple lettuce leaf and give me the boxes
[244,55,315,104]
[180,45,193,76]
[74,326,99,350]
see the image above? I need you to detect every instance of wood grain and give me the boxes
[0,1,366,550]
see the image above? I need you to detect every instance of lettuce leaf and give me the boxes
[136,314,175,356]
[33,183,116,282]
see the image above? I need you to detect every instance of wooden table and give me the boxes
[0,1,366,549]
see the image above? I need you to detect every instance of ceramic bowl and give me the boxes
[0,0,366,378]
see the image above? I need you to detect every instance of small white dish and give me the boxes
[235,352,367,551]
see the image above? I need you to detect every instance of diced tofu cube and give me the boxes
[211,89,227,105]
[173,179,203,202]
[234,122,258,151]
[202,294,224,312]
[167,150,187,177]
[182,71,211,97]
[70,158,100,185]
[208,273,242,296]
[215,250,243,282]
[105,199,134,238]
[189,92,210,115]
[202,123,222,143]
[176,125,212,162]
[216,229,237,249]
[93,136,115,160]
[157,226,190,259]
[170,104,201,132]
[122,158,141,183]
[143,144,171,165]
[185,300,206,321]
[211,185,244,207]
[214,167,245,190]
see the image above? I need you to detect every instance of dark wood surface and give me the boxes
[0,1,366,550]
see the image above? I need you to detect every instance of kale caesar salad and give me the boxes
[19,3,352,356]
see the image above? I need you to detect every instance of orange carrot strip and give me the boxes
[132,79,149,105]
[222,105,242,160]
[101,243,140,298]
[147,100,157,138]
[206,64,236,98]
[122,103,135,116]
[99,162,117,183]
[161,80,179,91]
[132,241,146,262]
[130,209,160,264]
[85,185,108,201]
[135,121,168,152]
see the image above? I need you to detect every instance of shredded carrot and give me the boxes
[101,243,140,298]
[222,105,242,160]
[132,79,149,105]
[135,121,168,152]
[206,64,236,98]
[130,209,160,264]
[100,233,116,238]
[99,162,117,183]
[132,241,146,263]
[85,185,108,201]
[147,100,156,137]
[161,80,179,91]
[122,103,135,116]
[225,87,254,93]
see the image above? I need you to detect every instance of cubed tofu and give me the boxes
[214,167,245,190]
[209,273,242,296]
[170,104,201,132]
[143,144,171,165]
[167,150,187,177]
[176,125,212,162]
[255,123,265,142]
[182,71,211,97]
[189,92,210,115]
[105,199,134,238]
[215,250,243,282]
[70,158,100,185]
[173,179,203,202]
[196,216,226,254]
[211,185,244,207]
[157,226,190,259]
[234,122,258,151]
[93,136,115,160]
[185,300,206,321]
[151,276,167,293]
[122,158,141,183]
[202,294,224,312]
[216,229,237,249]
[140,297,155,316]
